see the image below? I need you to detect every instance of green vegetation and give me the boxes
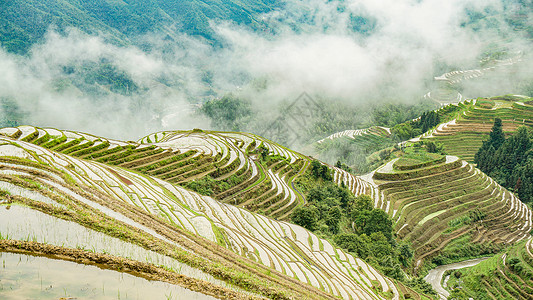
[201,95,254,132]
[0,0,279,54]
[373,143,530,273]
[475,119,533,204]
[372,101,440,129]
[427,98,533,162]
[447,239,533,300]
[393,150,444,171]
[391,111,441,141]
[293,161,413,282]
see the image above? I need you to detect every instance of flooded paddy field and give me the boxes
[0,252,215,300]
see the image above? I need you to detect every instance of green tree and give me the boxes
[290,206,319,231]
[201,95,253,131]
[474,118,505,170]
[475,125,533,203]
[398,243,413,267]
[488,118,505,150]
[333,233,369,258]
[355,209,393,241]
[326,206,342,234]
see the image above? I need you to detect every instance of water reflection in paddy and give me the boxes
[0,252,215,299]
[0,205,230,289]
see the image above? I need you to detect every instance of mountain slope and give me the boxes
[3,124,531,276]
[424,97,533,162]
[0,128,420,299]
[447,237,533,299]
[0,126,374,220]
[371,153,532,272]
[0,0,278,54]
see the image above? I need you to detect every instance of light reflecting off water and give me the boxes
[0,205,220,285]
[0,252,216,300]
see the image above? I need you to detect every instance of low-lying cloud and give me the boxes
[0,0,531,140]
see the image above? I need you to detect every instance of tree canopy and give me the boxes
[475,121,533,203]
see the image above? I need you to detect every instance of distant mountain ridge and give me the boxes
[0,0,279,54]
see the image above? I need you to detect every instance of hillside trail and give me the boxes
[424,257,489,299]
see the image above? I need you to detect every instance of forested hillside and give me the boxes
[475,119,533,204]
[0,0,279,54]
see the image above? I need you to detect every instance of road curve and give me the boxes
[424,257,489,299]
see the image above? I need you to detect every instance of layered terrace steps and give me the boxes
[1,126,380,222]
[453,237,533,299]
[0,134,413,300]
[372,155,533,267]
[423,98,533,162]
[316,126,391,144]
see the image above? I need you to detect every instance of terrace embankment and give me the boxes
[425,98,533,162]
[0,133,416,299]
[0,127,376,222]
[373,154,532,272]
[446,238,533,299]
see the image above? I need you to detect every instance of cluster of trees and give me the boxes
[201,95,254,131]
[391,110,441,141]
[371,100,439,128]
[475,118,532,203]
[412,140,446,155]
[310,160,333,181]
[413,111,441,133]
[291,163,413,280]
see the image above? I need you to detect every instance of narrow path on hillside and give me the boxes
[424,257,489,299]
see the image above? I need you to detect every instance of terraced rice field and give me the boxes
[372,155,533,271]
[448,238,533,299]
[312,126,396,169]
[1,127,356,221]
[423,87,464,105]
[425,99,533,162]
[426,56,522,104]
[433,56,521,85]
[0,131,418,299]
[316,126,392,145]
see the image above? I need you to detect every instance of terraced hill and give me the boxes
[424,97,533,162]
[425,55,522,104]
[2,123,532,297]
[447,237,533,299]
[0,126,376,222]
[309,126,396,173]
[0,130,422,299]
[316,127,392,145]
[371,153,533,272]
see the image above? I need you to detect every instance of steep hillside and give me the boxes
[371,152,532,272]
[4,125,530,275]
[0,0,278,54]
[447,238,533,299]
[0,132,421,299]
[0,126,374,222]
[309,126,396,174]
[424,97,533,162]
